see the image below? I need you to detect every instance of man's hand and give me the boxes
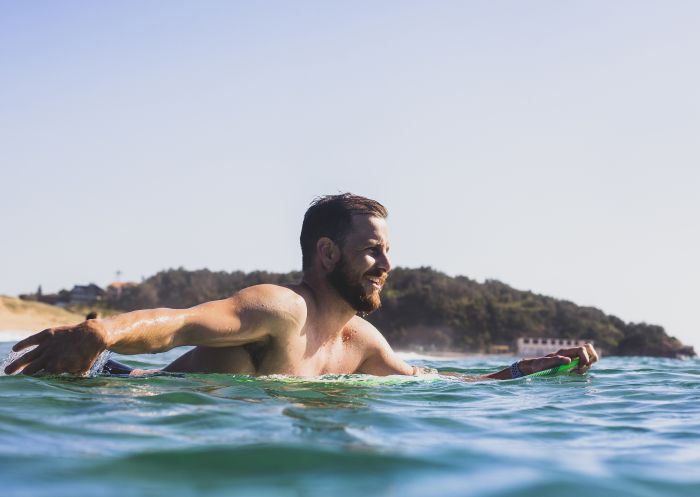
[3,320,108,376]
[518,343,599,375]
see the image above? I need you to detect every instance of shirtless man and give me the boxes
[4,194,598,379]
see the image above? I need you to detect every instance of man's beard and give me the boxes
[328,256,384,314]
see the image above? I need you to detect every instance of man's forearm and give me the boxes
[99,308,194,354]
[98,297,249,354]
[412,363,513,381]
[438,367,513,381]
[483,367,513,380]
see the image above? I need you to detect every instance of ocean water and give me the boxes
[1,342,699,497]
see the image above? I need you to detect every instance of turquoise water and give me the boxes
[1,342,699,497]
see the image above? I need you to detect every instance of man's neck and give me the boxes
[300,273,358,341]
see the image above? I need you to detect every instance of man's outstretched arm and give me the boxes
[4,285,302,376]
[480,343,599,379]
[357,320,598,379]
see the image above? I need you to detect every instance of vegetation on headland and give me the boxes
[87,267,694,358]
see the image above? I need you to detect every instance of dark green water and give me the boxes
[1,343,699,497]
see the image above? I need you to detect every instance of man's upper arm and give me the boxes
[355,318,415,376]
[178,284,306,348]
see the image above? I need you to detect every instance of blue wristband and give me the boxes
[511,361,525,379]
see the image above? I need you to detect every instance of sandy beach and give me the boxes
[0,296,84,341]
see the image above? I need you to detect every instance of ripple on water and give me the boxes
[1,346,700,497]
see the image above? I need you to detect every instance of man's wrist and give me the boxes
[87,319,111,350]
[510,360,525,378]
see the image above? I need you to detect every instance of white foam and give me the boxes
[0,345,37,375]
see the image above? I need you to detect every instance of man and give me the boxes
[5,194,597,379]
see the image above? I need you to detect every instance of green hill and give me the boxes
[101,267,694,358]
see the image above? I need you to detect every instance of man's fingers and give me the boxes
[12,329,50,352]
[577,347,591,369]
[521,355,571,374]
[585,343,599,364]
[554,345,597,369]
[527,344,599,376]
[19,357,48,376]
[4,347,43,375]
[548,355,572,368]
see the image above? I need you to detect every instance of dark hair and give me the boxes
[300,193,388,270]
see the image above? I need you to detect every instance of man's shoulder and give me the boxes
[233,284,308,329]
[347,316,412,375]
[346,315,390,350]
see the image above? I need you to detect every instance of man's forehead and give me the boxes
[347,214,389,242]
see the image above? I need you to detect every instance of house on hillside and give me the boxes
[516,337,595,357]
[106,281,138,300]
[69,284,105,305]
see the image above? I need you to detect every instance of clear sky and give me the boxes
[1,1,698,348]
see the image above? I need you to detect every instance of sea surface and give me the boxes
[1,340,699,497]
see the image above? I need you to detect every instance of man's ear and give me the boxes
[317,237,341,271]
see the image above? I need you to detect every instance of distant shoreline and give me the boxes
[395,350,512,360]
[0,296,84,338]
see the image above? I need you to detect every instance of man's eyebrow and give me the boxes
[365,239,389,248]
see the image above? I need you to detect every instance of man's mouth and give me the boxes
[365,274,386,290]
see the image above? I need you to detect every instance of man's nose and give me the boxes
[377,251,392,273]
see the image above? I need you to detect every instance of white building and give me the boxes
[516,337,594,357]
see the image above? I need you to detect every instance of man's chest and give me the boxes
[258,329,367,376]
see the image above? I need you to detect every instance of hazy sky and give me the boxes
[1,1,698,348]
